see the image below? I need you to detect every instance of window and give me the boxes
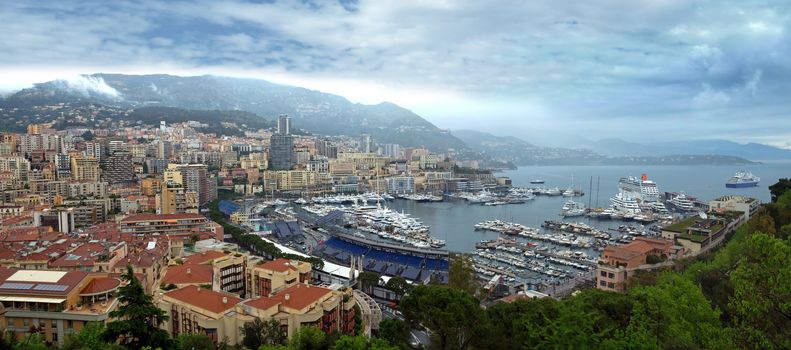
[600,271,606,277]
[608,273,615,279]
[52,332,58,342]
[608,283,615,289]
[23,319,29,327]
[599,280,606,287]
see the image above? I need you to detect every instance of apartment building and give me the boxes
[596,237,681,292]
[0,268,121,345]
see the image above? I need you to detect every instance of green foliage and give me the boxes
[383,276,411,296]
[746,211,776,236]
[447,254,479,297]
[288,326,327,350]
[81,130,95,141]
[357,272,381,293]
[176,333,216,350]
[729,233,791,349]
[401,285,490,350]
[62,322,123,350]
[333,335,399,350]
[769,178,791,203]
[14,333,48,350]
[378,319,410,350]
[105,266,172,349]
[241,317,287,350]
[626,274,727,349]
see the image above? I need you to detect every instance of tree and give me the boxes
[81,130,95,141]
[14,333,48,350]
[384,276,410,296]
[769,178,791,203]
[177,333,216,350]
[378,319,411,350]
[333,335,398,350]
[746,211,776,236]
[357,272,381,294]
[62,322,123,350]
[241,317,286,349]
[448,254,479,297]
[626,274,728,349]
[105,265,172,349]
[288,326,327,350]
[401,285,491,350]
[729,233,791,349]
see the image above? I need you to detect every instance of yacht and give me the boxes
[668,192,696,211]
[562,187,575,197]
[546,187,562,196]
[610,191,641,213]
[530,179,545,184]
[560,200,586,217]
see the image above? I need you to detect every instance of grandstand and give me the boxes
[270,220,302,240]
[318,237,449,283]
[218,200,241,216]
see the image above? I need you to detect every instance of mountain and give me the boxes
[584,138,791,161]
[453,130,755,165]
[1,74,465,152]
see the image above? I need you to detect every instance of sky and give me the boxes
[1,1,790,148]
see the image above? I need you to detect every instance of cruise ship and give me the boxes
[726,171,760,188]
[618,174,660,203]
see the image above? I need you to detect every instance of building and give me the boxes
[0,268,122,345]
[709,195,760,221]
[596,237,681,292]
[386,177,415,194]
[158,184,199,214]
[247,258,311,298]
[119,213,215,237]
[70,156,100,182]
[165,164,215,205]
[156,282,356,346]
[263,170,331,192]
[101,151,134,184]
[268,115,295,170]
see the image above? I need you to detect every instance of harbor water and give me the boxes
[389,163,791,253]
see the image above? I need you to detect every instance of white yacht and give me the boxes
[668,192,695,212]
[610,191,641,213]
[561,200,586,217]
[546,187,562,196]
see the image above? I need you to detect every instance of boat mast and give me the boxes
[596,176,600,208]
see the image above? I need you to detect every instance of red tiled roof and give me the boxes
[270,283,332,311]
[183,250,228,265]
[258,258,301,273]
[80,277,121,295]
[49,253,95,267]
[161,264,213,285]
[244,297,281,311]
[121,213,206,223]
[165,286,241,314]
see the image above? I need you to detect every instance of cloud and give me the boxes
[56,75,121,98]
[0,0,789,145]
[692,84,731,108]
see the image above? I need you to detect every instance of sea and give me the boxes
[389,162,791,253]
